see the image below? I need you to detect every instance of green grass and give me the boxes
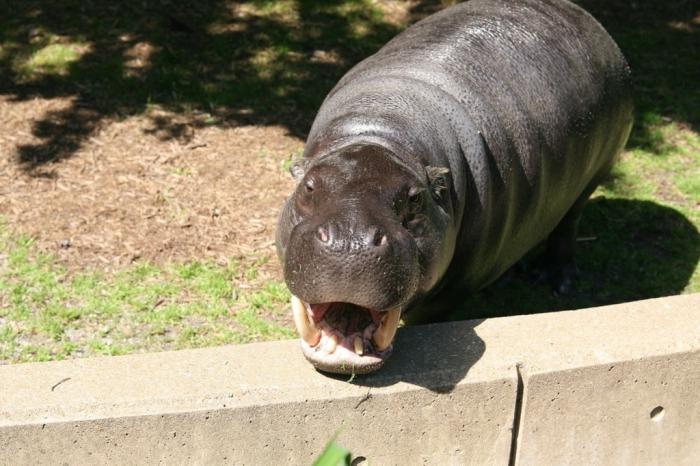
[15,41,88,80]
[3,121,696,363]
[0,226,294,363]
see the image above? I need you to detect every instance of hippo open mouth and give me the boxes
[291,296,401,374]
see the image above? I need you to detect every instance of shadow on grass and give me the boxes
[1,1,697,171]
[447,198,700,321]
[0,0,405,170]
[576,0,700,153]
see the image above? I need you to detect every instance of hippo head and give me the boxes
[276,144,457,374]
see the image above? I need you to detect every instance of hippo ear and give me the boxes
[426,166,450,199]
[289,158,310,182]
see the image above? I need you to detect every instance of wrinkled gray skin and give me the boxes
[277,0,633,326]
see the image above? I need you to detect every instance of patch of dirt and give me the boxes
[0,95,302,279]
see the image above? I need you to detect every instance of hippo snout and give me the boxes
[284,216,419,312]
[315,221,388,251]
[283,214,419,374]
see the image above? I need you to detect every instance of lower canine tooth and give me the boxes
[324,335,338,354]
[291,296,321,346]
[372,308,401,351]
[354,336,363,355]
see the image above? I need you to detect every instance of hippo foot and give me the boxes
[528,260,579,295]
[548,262,580,296]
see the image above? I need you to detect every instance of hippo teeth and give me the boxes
[354,335,364,355]
[323,334,339,353]
[291,295,321,346]
[291,296,401,359]
[371,307,401,352]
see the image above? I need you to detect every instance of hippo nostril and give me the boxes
[372,229,388,247]
[317,226,329,243]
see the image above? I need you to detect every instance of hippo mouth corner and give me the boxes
[291,296,401,375]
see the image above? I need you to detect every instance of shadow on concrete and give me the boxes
[321,319,486,394]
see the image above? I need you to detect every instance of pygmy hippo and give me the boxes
[276,0,633,374]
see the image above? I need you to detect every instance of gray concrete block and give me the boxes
[0,319,517,465]
[1,294,698,465]
[502,294,700,466]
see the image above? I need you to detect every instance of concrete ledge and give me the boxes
[0,319,517,465]
[507,295,700,466]
[1,294,698,465]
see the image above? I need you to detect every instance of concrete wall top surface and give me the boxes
[480,292,699,374]
[1,294,698,427]
[0,294,698,465]
[1,308,514,427]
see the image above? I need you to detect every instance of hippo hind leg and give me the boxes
[544,175,606,295]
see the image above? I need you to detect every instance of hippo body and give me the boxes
[276,0,633,373]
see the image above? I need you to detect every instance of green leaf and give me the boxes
[312,438,352,466]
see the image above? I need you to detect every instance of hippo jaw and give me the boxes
[291,296,401,374]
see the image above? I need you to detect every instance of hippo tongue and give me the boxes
[307,303,332,324]
[313,302,382,333]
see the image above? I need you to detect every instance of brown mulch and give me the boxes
[0,95,302,278]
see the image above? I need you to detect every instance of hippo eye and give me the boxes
[304,179,315,193]
[403,187,424,228]
[407,187,423,206]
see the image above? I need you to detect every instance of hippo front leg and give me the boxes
[544,208,582,295]
[543,179,603,295]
